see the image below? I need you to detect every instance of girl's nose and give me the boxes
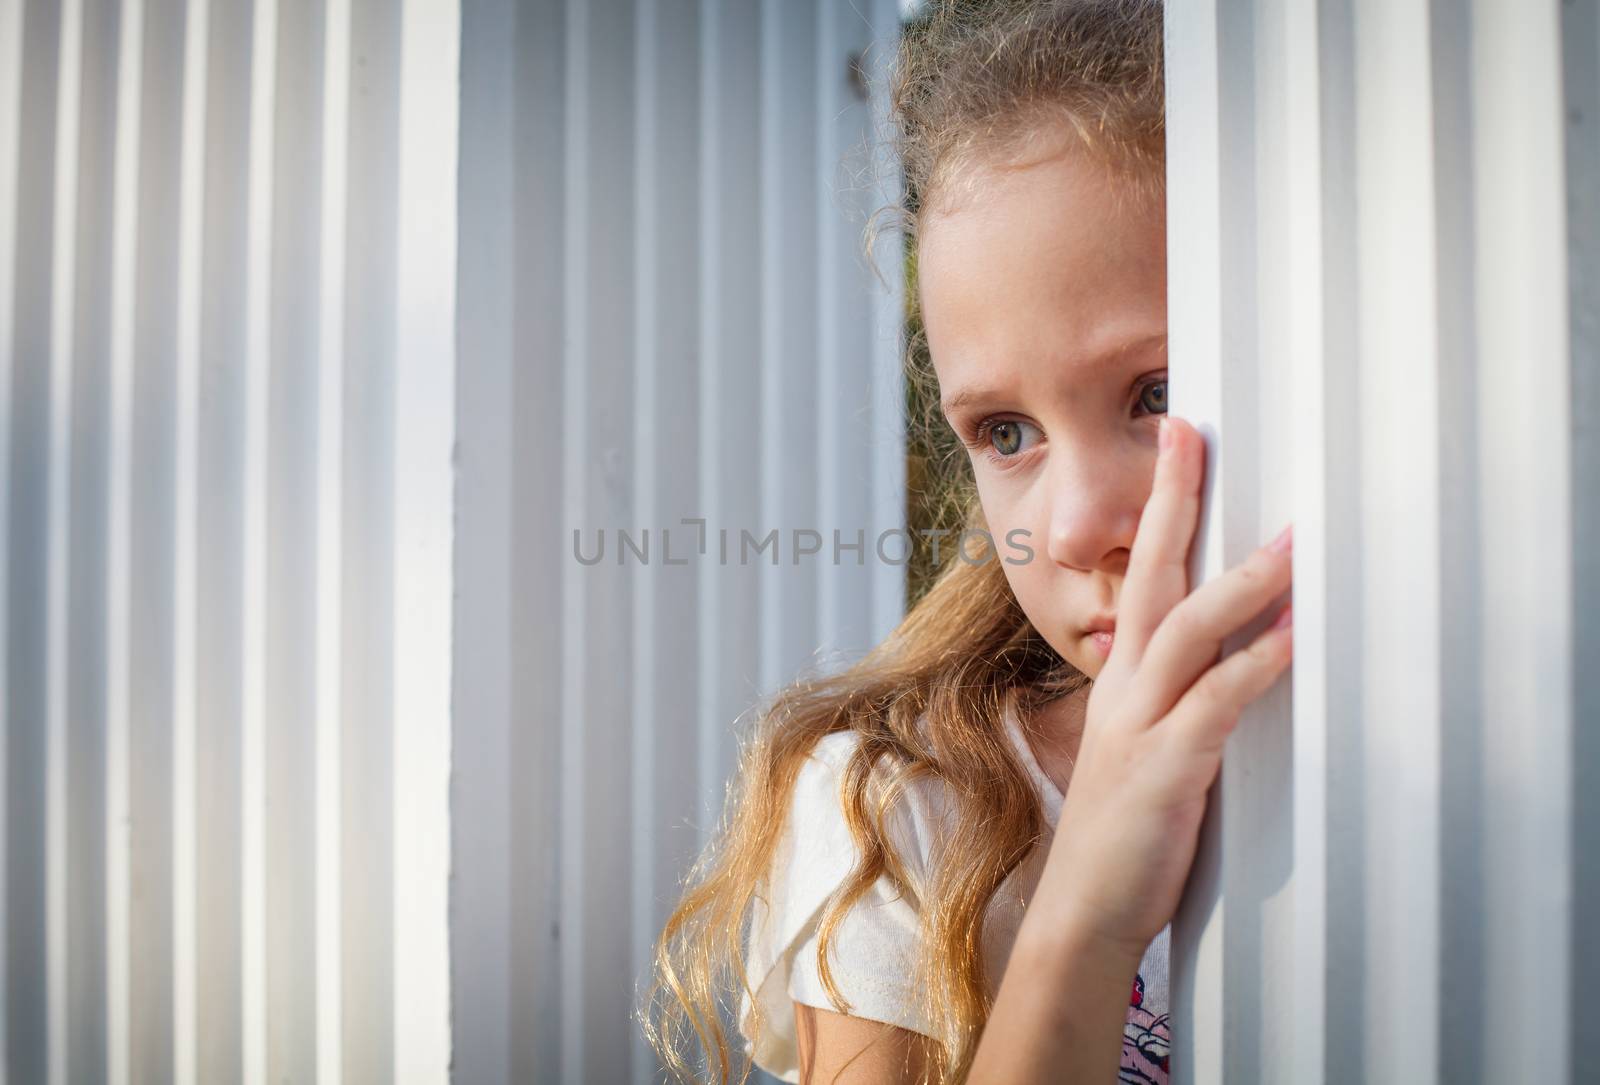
[1043,453,1143,572]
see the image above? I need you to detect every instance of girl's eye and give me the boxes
[973,418,1042,462]
[1136,378,1168,416]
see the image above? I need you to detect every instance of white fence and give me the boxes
[452,1,906,1083]
[1166,1,1598,1082]
[0,0,906,1082]
[2,0,463,1080]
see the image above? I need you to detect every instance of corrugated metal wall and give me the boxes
[0,0,906,1082]
[451,2,905,1083]
[1,0,461,1081]
[32,0,1596,1082]
[1165,1,1598,1083]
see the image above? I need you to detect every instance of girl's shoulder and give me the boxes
[803,727,870,769]
[789,728,954,870]
[741,728,946,1079]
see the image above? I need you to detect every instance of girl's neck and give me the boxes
[1022,685,1090,796]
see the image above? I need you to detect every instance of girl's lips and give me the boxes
[1087,631,1114,657]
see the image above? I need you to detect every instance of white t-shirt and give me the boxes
[738,700,1172,1083]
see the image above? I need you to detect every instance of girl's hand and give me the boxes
[1030,414,1294,964]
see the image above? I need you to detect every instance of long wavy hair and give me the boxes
[638,2,1165,1081]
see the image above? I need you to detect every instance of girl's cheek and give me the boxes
[977,481,1051,572]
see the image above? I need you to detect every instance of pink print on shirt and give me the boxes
[1121,971,1171,1084]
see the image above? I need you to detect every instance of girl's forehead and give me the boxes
[916,151,1166,384]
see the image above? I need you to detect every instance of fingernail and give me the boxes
[1271,603,1293,631]
[1159,417,1172,453]
[1267,522,1293,555]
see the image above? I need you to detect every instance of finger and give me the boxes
[1158,605,1294,760]
[1118,524,1293,728]
[1110,415,1205,669]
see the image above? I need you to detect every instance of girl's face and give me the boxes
[918,143,1167,679]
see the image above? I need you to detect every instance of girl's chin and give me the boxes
[1074,632,1114,675]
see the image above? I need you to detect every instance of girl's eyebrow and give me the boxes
[940,385,1009,419]
[940,332,1167,418]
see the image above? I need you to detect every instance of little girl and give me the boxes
[641,1,1294,1082]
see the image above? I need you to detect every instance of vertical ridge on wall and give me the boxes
[6,4,63,1082]
[56,8,106,1085]
[1232,0,1296,1074]
[341,0,403,1077]
[45,0,84,1078]
[315,0,350,1081]
[757,0,820,695]
[1562,0,1600,1071]
[865,0,908,646]
[194,0,252,1076]
[170,0,207,1079]
[1353,2,1443,1080]
[558,0,592,1077]
[1282,0,1329,1074]
[240,0,278,1077]
[815,0,844,654]
[390,2,458,1080]
[344,0,398,1078]
[1430,3,1488,1081]
[576,0,636,1079]
[69,3,129,1082]
[693,0,743,871]
[264,0,324,1079]
[632,1,707,1079]
[508,2,566,1079]
[0,0,16,1066]
[693,0,723,868]
[630,3,663,1082]
[697,0,763,844]
[451,1,515,1082]
[73,4,130,1084]
[104,0,144,1081]
[1309,2,1367,1081]
[1469,2,1572,1080]
[1162,2,1225,1079]
[758,0,781,694]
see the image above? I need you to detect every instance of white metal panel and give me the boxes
[391,3,458,1080]
[1353,3,1444,1081]
[3,0,903,1081]
[449,1,905,1083]
[2,0,461,1079]
[1167,2,1593,1083]
[1470,2,1573,1080]
[1162,2,1227,1079]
